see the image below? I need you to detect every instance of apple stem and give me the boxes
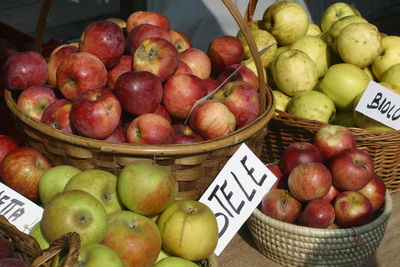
[78,215,87,224]
[104,192,111,201]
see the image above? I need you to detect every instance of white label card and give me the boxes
[199,143,277,256]
[355,80,400,130]
[0,182,43,234]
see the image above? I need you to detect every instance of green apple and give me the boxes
[246,20,264,31]
[320,2,360,32]
[262,1,309,46]
[155,248,171,263]
[363,66,376,81]
[236,28,277,69]
[272,90,291,112]
[337,22,383,68]
[353,92,393,131]
[64,169,123,215]
[101,210,161,267]
[154,256,198,267]
[77,243,123,267]
[118,161,178,216]
[29,221,50,250]
[320,63,370,110]
[41,190,108,246]
[291,35,331,78]
[306,23,322,36]
[156,200,218,261]
[381,63,400,87]
[38,165,81,206]
[333,110,356,127]
[372,36,400,81]
[270,48,318,96]
[326,15,368,55]
[287,90,336,123]
[379,81,400,93]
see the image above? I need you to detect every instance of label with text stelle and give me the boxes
[0,182,43,234]
[199,143,277,256]
[355,80,400,130]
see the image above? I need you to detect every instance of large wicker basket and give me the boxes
[261,110,400,193]
[247,191,392,267]
[4,0,275,201]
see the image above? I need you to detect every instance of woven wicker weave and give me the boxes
[4,0,275,201]
[247,191,392,267]
[261,110,400,193]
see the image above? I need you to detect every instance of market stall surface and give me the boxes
[218,191,399,267]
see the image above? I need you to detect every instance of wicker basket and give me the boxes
[261,110,400,193]
[4,0,275,201]
[247,191,392,267]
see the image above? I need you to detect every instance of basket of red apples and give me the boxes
[247,124,392,267]
[2,0,274,201]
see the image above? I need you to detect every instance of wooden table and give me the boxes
[217,191,400,266]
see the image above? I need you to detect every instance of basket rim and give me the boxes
[250,190,393,237]
[5,87,275,156]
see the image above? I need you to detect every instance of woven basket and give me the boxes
[261,110,400,193]
[243,0,400,193]
[0,215,80,267]
[247,191,392,267]
[4,0,275,201]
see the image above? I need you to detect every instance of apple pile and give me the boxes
[261,124,387,229]
[1,9,265,144]
[243,1,400,130]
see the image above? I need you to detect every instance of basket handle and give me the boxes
[33,0,53,54]
[244,0,258,23]
[221,0,267,112]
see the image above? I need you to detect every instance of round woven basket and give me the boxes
[4,0,275,201]
[247,191,392,267]
[261,110,400,193]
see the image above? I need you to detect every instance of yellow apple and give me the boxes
[272,89,291,112]
[306,23,322,36]
[291,35,331,78]
[372,36,400,81]
[381,63,400,87]
[319,63,370,111]
[321,2,361,32]
[262,1,309,46]
[270,48,318,96]
[337,22,383,68]
[363,66,376,81]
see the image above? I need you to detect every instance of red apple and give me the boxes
[114,71,163,116]
[175,60,192,75]
[153,104,171,123]
[188,99,236,140]
[16,85,57,121]
[334,191,373,228]
[261,189,302,223]
[288,162,332,202]
[2,51,48,90]
[79,20,126,69]
[267,162,286,190]
[169,29,192,53]
[107,55,132,90]
[279,142,324,175]
[217,63,259,91]
[105,124,126,143]
[126,23,171,56]
[40,99,74,134]
[0,147,52,201]
[133,37,179,82]
[162,73,207,119]
[56,51,108,101]
[203,78,219,94]
[70,88,121,139]
[47,44,79,87]
[321,184,340,203]
[171,124,204,144]
[49,43,79,58]
[126,10,170,33]
[212,81,260,129]
[297,198,335,228]
[0,135,18,164]
[313,124,357,162]
[207,35,245,76]
[126,113,173,144]
[179,48,212,79]
[329,148,374,191]
[359,173,386,212]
